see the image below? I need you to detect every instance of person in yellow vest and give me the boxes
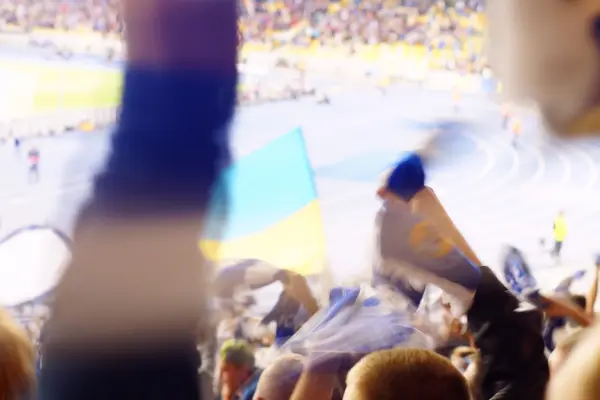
[452,85,462,114]
[510,117,522,148]
[552,211,567,261]
[377,76,391,96]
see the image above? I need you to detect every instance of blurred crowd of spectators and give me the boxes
[241,0,484,47]
[0,0,484,50]
[0,0,122,34]
[0,0,488,75]
[4,2,600,400]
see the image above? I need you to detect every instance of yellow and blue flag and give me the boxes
[201,127,326,277]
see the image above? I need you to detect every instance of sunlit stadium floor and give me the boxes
[2,84,600,299]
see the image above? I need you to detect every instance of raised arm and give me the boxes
[40,0,237,398]
[586,259,600,315]
[410,187,481,266]
[375,152,482,316]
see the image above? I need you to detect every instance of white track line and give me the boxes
[468,132,496,181]
[444,133,519,206]
[319,130,492,208]
[575,145,598,191]
[0,181,91,207]
[529,142,546,183]
[555,150,572,186]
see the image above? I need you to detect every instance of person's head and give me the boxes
[0,310,36,399]
[254,354,305,400]
[343,348,470,400]
[486,0,600,135]
[220,339,256,392]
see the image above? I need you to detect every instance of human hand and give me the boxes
[450,346,478,364]
[283,272,319,316]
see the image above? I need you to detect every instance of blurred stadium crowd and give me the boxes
[3,1,600,400]
[0,0,487,70]
[0,0,484,40]
[0,0,492,134]
[0,0,122,34]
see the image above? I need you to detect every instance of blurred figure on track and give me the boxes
[377,76,390,96]
[452,85,461,114]
[552,211,567,262]
[316,92,330,105]
[510,117,522,147]
[14,136,21,153]
[27,146,40,184]
[501,104,511,131]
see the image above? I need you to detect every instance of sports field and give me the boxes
[0,58,121,118]
[1,78,600,303]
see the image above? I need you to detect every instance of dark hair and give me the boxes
[570,294,587,310]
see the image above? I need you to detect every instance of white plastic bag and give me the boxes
[276,285,442,370]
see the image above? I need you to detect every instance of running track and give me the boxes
[1,84,600,296]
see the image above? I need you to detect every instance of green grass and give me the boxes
[1,59,250,118]
[0,60,122,115]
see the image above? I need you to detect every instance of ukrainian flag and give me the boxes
[201,128,326,276]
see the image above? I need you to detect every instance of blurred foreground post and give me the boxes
[39,0,237,399]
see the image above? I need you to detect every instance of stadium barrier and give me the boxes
[245,43,495,95]
[0,72,494,141]
[0,108,117,141]
[0,224,72,310]
[422,70,492,94]
[0,29,123,60]
[0,33,496,140]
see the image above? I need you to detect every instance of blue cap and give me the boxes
[386,153,426,201]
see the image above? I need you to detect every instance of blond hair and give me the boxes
[0,310,36,400]
[347,348,470,400]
